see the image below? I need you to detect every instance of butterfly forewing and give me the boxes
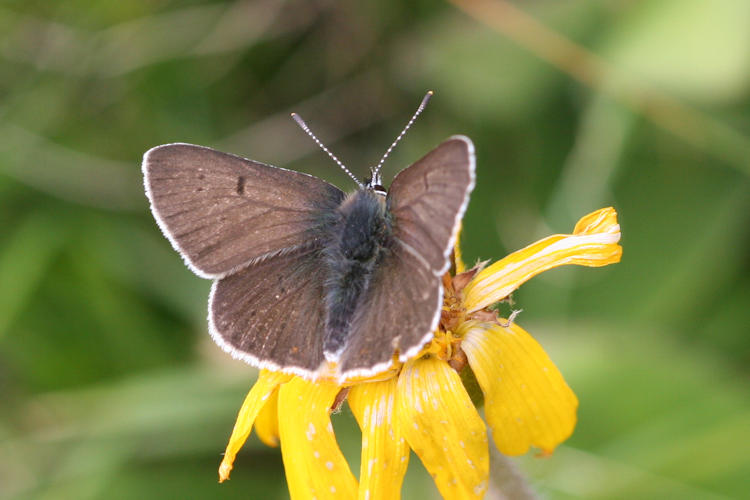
[338,136,475,378]
[209,245,329,374]
[143,143,345,278]
[386,136,475,273]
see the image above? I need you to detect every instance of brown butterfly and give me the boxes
[142,94,474,381]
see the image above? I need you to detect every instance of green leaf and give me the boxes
[0,212,67,340]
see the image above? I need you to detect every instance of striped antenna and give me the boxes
[372,91,433,179]
[291,113,363,188]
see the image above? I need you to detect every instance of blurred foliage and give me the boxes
[1,1,748,499]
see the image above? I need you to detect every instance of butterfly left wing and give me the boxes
[143,143,345,278]
[338,137,475,378]
[209,244,329,376]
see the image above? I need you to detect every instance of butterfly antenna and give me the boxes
[291,112,363,188]
[372,90,433,179]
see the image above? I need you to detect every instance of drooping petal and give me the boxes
[461,321,578,456]
[397,357,489,499]
[254,387,280,447]
[348,377,410,500]
[463,207,622,312]
[278,377,358,499]
[453,223,467,274]
[219,370,291,482]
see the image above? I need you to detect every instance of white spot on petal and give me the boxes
[325,461,334,470]
[474,481,487,494]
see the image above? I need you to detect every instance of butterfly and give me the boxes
[142,94,475,381]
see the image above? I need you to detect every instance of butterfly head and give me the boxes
[365,168,387,196]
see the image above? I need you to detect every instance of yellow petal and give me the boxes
[348,377,410,500]
[463,207,622,312]
[255,388,280,447]
[219,370,291,482]
[278,377,358,499]
[397,357,489,499]
[454,222,466,274]
[461,322,578,455]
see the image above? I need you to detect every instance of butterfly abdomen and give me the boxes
[322,189,392,358]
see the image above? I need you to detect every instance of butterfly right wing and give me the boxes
[143,143,345,278]
[338,137,475,379]
[209,245,330,376]
[386,136,475,273]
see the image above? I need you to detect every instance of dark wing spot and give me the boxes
[236,176,246,195]
[197,173,205,180]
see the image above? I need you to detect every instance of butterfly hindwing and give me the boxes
[338,136,475,377]
[209,245,329,375]
[338,242,442,376]
[143,143,345,278]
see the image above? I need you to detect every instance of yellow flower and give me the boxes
[218,207,622,499]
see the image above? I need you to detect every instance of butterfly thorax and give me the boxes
[321,188,392,359]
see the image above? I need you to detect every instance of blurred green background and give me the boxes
[1,1,748,499]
